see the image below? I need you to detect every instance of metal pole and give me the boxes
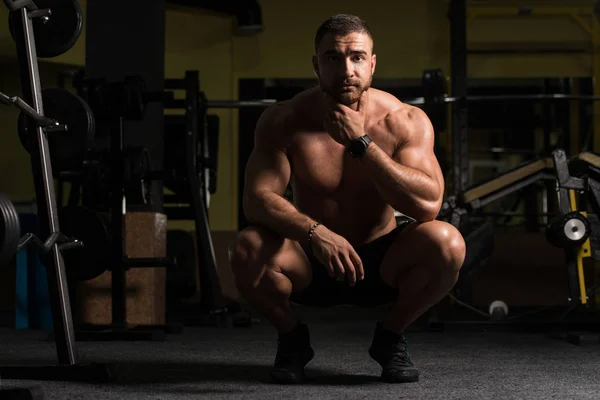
[568,78,579,155]
[111,116,127,329]
[450,0,469,194]
[592,17,600,154]
[185,72,226,316]
[15,7,78,364]
[590,12,600,310]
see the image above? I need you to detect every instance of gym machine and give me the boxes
[430,148,600,339]
[45,67,260,328]
[14,66,182,340]
[427,157,558,331]
[417,64,600,335]
[412,12,600,334]
[162,71,230,326]
[0,0,112,382]
[161,71,275,327]
[54,76,182,341]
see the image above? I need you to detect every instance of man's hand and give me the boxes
[310,225,364,287]
[322,91,369,146]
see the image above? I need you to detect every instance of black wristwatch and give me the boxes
[348,135,372,158]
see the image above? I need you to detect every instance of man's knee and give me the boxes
[399,220,466,274]
[228,226,285,282]
[430,221,466,274]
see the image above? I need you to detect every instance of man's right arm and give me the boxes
[243,104,316,242]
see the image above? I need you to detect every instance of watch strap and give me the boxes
[349,134,371,157]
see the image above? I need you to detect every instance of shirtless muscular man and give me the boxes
[229,14,466,384]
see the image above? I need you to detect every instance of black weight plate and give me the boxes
[18,88,95,172]
[0,192,21,265]
[9,0,83,58]
[58,206,110,281]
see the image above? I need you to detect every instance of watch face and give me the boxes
[350,139,365,155]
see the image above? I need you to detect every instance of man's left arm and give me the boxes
[358,107,444,222]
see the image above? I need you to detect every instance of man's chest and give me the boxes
[287,125,397,194]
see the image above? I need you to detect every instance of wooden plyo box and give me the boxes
[75,212,167,325]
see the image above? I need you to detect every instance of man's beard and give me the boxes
[321,75,372,106]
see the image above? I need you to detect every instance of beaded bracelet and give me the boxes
[307,222,320,247]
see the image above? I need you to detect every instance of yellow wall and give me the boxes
[0,0,596,232]
[468,14,593,78]
[233,0,449,78]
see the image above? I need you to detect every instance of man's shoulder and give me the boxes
[282,86,321,114]
[258,87,318,127]
[371,89,431,143]
[256,100,295,136]
[370,88,402,109]
[369,88,416,117]
[254,95,307,148]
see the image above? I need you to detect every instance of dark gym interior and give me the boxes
[1,0,600,399]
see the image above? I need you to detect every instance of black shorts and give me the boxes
[290,220,412,308]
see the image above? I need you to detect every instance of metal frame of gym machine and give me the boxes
[162,71,276,326]
[435,0,600,334]
[70,78,182,341]
[0,3,111,382]
[163,71,230,326]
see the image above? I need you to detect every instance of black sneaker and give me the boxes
[368,322,420,383]
[269,323,315,384]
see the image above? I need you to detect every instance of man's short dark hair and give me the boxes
[314,14,373,53]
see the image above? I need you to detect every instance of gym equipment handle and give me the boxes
[0,91,59,128]
[18,231,83,254]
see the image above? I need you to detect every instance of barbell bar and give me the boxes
[206,99,277,108]
[187,93,600,110]
[164,97,277,109]
[405,93,600,106]
[9,88,599,116]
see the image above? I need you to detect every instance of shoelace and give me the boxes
[388,341,413,367]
